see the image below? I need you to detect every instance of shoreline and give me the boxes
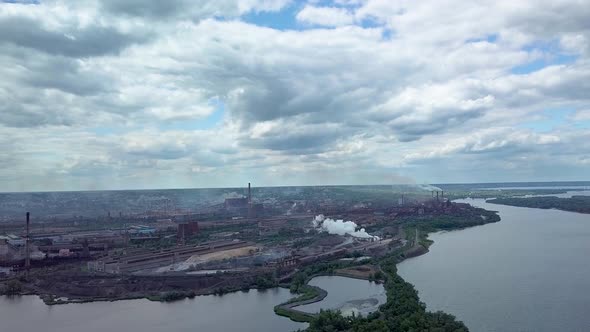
[486,197,590,215]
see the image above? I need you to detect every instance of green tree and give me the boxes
[4,279,22,295]
[308,310,353,332]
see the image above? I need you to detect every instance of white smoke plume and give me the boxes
[223,192,244,199]
[417,184,442,192]
[286,202,297,216]
[312,214,379,240]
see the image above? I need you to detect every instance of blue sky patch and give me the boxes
[466,34,498,44]
[242,3,302,30]
[511,53,577,74]
[512,39,578,74]
[519,108,576,132]
[159,100,226,131]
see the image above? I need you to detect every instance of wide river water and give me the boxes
[0,288,306,332]
[398,198,590,332]
[0,276,384,331]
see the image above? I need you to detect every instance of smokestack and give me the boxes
[248,182,251,203]
[436,191,439,201]
[25,212,30,270]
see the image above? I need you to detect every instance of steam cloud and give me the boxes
[417,184,442,192]
[313,215,379,240]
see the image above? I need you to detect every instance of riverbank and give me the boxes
[274,284,328,322]
[487,196,590,214]
[0,268,283,305]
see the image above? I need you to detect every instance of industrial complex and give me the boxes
[0,183,480,302]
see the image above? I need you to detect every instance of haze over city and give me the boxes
[2,0,590,192]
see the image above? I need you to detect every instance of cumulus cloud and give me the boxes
[1,0,590,191]
[99,0,291,20]
[296,5,355,27]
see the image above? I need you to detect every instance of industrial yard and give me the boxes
[0,183,495,304]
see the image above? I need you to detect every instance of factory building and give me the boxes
[2,234,24,246]
[0,237,15,262]
[224,183,264,218]
[128,225,157,235]
[0,235,45,263]
[224,197,249,210]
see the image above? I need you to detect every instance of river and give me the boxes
[398,198,590,332]
[0,289,306,332]
[0,276,385,331]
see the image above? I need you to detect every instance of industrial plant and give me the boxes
[0,183,486,302]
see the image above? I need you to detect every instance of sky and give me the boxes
[1,0,590,192]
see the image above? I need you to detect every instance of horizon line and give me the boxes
[2,180,590,194]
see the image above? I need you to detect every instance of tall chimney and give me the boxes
[25,212,30,270]
[248,182,251,203]
[436,191,439,201]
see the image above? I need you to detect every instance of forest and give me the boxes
[487,196,590,214]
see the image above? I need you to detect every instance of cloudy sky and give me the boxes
[1,0,590,191]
